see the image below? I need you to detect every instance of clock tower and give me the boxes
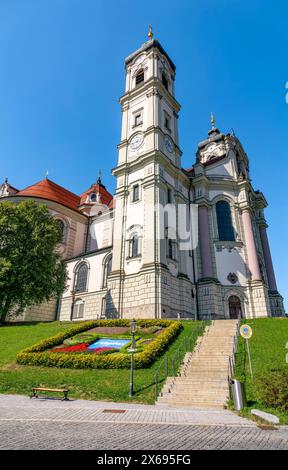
[108,30,197,319]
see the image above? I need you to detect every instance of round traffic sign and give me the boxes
[240,324,253,339]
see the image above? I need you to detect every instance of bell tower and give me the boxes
[107,30,196,320]
[116,27,181,170]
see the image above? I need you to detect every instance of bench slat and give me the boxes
[32,388,68,393]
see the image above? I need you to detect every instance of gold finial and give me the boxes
[148,25,153,40]
[211,112,215,129]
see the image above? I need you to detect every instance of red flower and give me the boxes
[52,344,117,355]
[91,347,115,355]
[52,343,89,353]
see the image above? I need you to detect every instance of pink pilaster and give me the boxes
[199,205,213,278]
[242,209,261,281]
[259,225,277,291]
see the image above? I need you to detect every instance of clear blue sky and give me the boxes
[0,0,287,309]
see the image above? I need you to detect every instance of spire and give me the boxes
[97,169,102,185]
[211,112,215,130]
[208,112,220,136]
[45,170,49,179]
[148,25,153,40]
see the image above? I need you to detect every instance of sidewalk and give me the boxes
[0,394,253,427]
[1,394,288,450]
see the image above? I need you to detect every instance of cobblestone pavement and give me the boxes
[0,395,287,450]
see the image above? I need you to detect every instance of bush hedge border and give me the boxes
[16,319,183,369]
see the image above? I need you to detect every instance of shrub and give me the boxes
[139,326,161,334]
[255,368,288,411]
[63,333,98,346]
[16,319,182,369]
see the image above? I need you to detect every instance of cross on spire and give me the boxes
[208,112,220,136]
[148,25,153,40]
[211,112,216,130]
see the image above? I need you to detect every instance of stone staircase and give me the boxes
[156,320,239,409]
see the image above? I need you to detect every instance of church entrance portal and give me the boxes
[228,295,242,319]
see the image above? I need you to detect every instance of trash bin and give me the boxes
[232,379,246,410]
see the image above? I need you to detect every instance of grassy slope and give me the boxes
[235,318,288,424]
[0,321,205,404]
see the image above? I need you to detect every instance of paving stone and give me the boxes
[0,394,287,450]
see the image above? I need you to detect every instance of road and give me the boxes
[0,395,287,450]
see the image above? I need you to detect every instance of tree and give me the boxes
[0,200,68,321]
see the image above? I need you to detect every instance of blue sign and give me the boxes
[88,338,130,350]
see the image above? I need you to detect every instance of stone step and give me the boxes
[162,388,228,395]
[162,381,227,392]
[182,372,228,377]
[162,398,228,405]
[161,391,228,397]
[157,400,227,408]
[184,366,229,370]
[170,378,228,384]
[157,321,238,409]
[156,403,225,409]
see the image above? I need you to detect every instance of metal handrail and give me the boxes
[227,319,241,400]
[154,322,205,400]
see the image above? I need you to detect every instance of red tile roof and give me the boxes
[17,178,80,211]
[79,182,113,207]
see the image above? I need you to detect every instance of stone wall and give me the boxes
[19,299,57,322]
[59,290,108,322]
[269,292,285,317]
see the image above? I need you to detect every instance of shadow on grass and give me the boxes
[134,377,166,396]
[246,400,257,407]
[0,321,55,327]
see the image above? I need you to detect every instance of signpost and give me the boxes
[128,319,137,398]
[240,324,253,379]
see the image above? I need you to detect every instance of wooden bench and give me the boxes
[30,387,69,401]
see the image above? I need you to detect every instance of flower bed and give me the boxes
[52,343,118,355]
[53,343,89,353]
[16,319,182,369]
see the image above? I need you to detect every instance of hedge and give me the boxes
[16,319,182,369]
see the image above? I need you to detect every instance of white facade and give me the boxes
[1,37,285,321]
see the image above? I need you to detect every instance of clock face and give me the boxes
[130,133,144,150]
[164,137,174,153]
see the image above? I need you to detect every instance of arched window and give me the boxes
[216,201,235,241]
[130,234,139,258]
[162,72,168,91]
[90,193,97,202]
[56,219,66,243]
[103,255,112,288]
[135,69,144,86]
[75,263,88,292]
[72,299,85,319]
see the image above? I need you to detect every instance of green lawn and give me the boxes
[0,320,206,404]
[235,317,288,424]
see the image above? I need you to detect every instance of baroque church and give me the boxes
[0,31,285,321]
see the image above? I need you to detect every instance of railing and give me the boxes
[227,319,241,400]
[154,322,205,401]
